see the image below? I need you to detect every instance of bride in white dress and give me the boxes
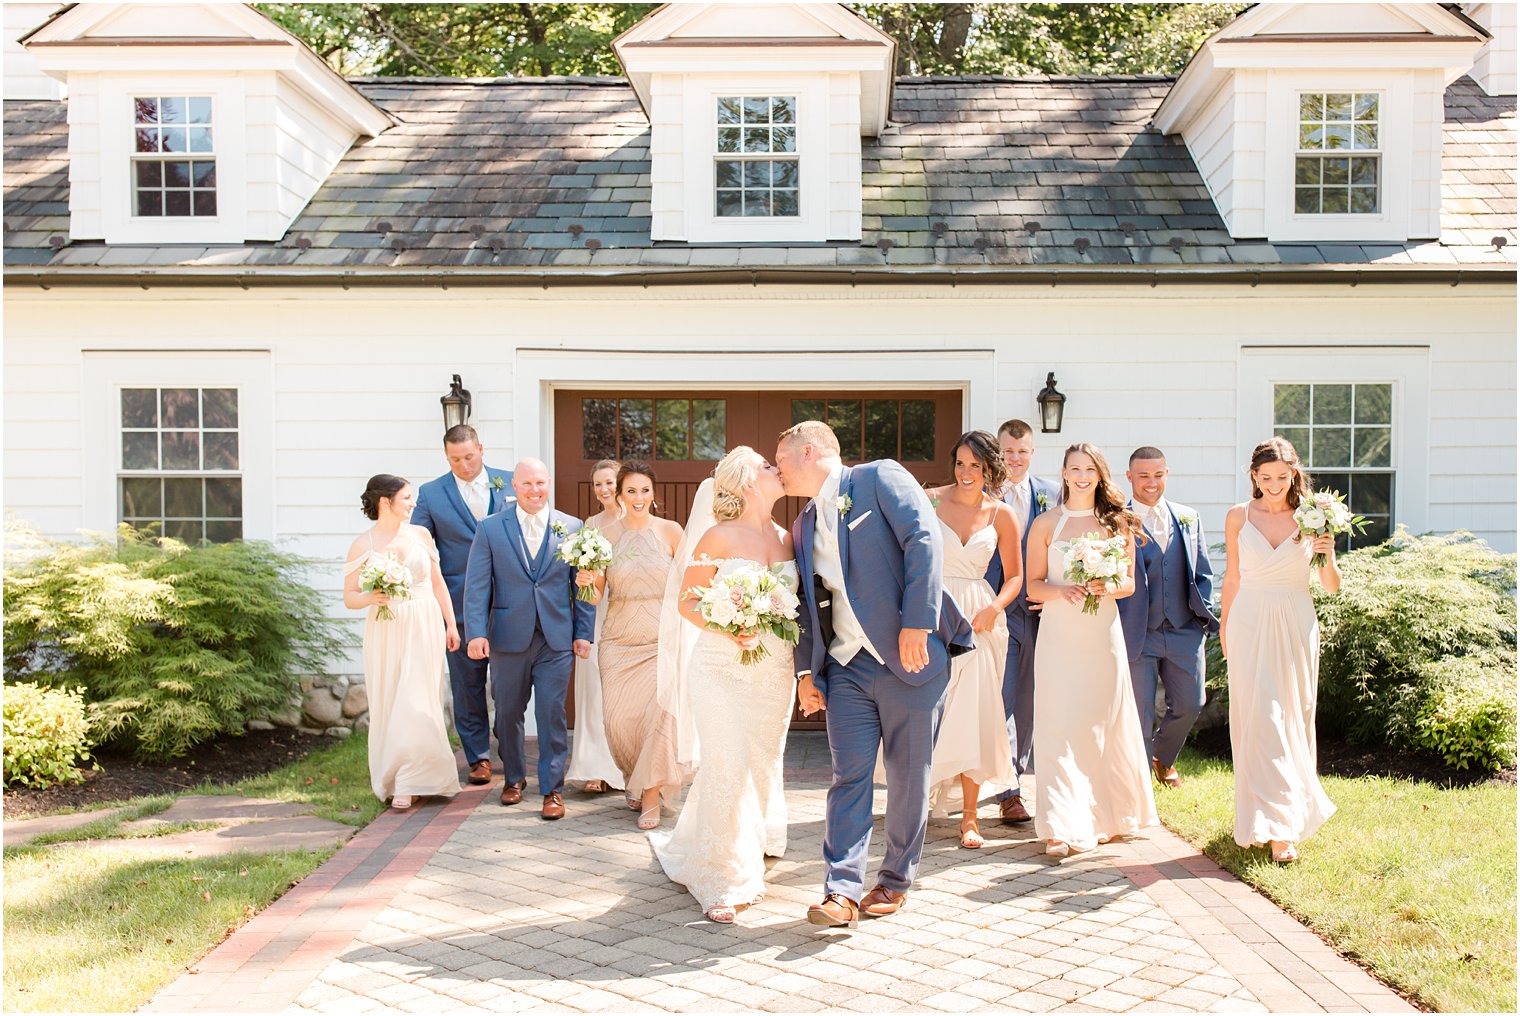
[648,447,800,925]
[922,431,1022,849]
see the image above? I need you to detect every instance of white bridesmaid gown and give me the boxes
[1227,511,1336,847]
[343,529,460,803]
[565,593,625,789]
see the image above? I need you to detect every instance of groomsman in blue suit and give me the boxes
[1117,447,1218,788]
[779,421,974,927]
[985,419,1061,825]
[411,425,513,786]
[464,458,594,820]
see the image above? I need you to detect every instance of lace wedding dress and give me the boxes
[648,556,798,912]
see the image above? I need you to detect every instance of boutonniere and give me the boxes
[1178,513,1199,531]
[549,520,568,538]
[490,475,507,491]
[836,494,853,517]
[1035,492,1050,510]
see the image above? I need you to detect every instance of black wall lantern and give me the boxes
[1036,372,1066,434]
[441,374,472,431]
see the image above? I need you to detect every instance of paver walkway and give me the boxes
[148,734,1414,1014]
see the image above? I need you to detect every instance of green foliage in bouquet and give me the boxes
[2,682,97,788]
[4,523,345,760]
[1314,530,1516,771]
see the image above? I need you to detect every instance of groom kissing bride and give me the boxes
[776,421,975,928]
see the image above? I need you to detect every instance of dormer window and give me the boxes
[715,96,799,217]
[132,96,217,217]
[1294,93,1380,215]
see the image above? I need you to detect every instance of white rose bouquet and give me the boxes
[1294,490,1368,567]
[558,526,614,602]
[358,553,411,621]
[687,562,802,665]
[1053,531,1131,616]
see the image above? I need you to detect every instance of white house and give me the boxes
[4,2,1515,711]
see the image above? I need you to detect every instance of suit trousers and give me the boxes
[491,628,574,796]
[1128,625,1207,768]
[821,651,951,900]
[997,607,1039,801]
[445,645,491,764]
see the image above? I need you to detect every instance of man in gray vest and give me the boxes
[1117,447,1218,787]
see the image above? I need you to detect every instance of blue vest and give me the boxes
[1151,533,1198,631]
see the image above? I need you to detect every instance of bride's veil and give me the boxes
[656,477,715,777]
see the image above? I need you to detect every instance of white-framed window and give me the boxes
[119,386,242,542]
[714,95,799,218]
[132,96,217,218]
[1272,381,1392,549]
[1294,92,1380,215]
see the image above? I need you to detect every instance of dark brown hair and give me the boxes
[1129,446,1165,465]
[443,424,480,447]
[951,430,1009,493]
[998,419,1034,441]
[1061,444,1146,543]
[615,461,658,514]
[360,474,408,520]
[1249,436,1312,511]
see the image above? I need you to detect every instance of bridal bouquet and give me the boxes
[1294,490,1368,567]
[358,553,411,621]
[688,562,801,665]
[1053,532,1131,616]
[558,526,614,602]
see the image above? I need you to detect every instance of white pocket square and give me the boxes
[847,510,873,531]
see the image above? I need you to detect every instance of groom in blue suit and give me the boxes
[983,419,1061,824]
[411,424,512,785]
[464,458,593,820]
[1117,447,1218,788]
[778,421,973,928]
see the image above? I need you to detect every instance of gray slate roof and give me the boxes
[4,75,1516,274]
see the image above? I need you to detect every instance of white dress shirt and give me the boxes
[456,472,490,521]
[1140,498,1171,553]
[517,505,547,558]
[812,465,884,667]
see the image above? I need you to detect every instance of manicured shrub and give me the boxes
[1313,530,1516,771]
[4,524,345,760]
[2,681,95,788]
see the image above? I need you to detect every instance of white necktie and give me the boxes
[466,481,487,521]
[1150,506,1169,552]
[523,513,542,555]
[1011,484,1030,522]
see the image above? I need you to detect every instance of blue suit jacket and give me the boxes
[1116,499,1219,663]
[984,475,1062,638]
[463,508,594,653]
[791,460,974,692]
[411,466,513,618]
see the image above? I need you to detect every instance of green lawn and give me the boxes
[1157,747,1517,1014]
[3,732,383,1013]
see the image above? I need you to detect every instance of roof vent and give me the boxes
[1119,221,1136,239]
[567,224,584,238]
[468,224,486,239]
[876,237,895,253]
[1073,237,1091,255]
[1168,236,1185,253]
[1493,236,1508,251]
[972,236,992,252]
[931,222,948,239]
[47,235,66,249]
[388,237,405,252]
[294,237,312,250]
[375,221,394,234]
[586,238,602,251]
[1023,221,1042,235]
[486,237,505,253]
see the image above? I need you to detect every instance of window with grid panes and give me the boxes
[133,96,217,217]
[581,398,727,461]
[119,387,242,542]
[715,96,798,217]
[1295,92,1380,215]
[791,398,937,462]
[1273,382,1392,549]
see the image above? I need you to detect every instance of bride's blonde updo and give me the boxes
[711,446,759,521]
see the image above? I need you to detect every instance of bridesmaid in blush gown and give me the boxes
[342,474,462,809]
[579,462,684,828]
[921,431,1022,849]
[1221,437,1341,864]
[565,459,625,795]
[1025,444,1157,856]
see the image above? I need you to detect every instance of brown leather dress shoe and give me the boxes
[541,791,565,820]
[500,779,526,806]
[860,884,907,917]
[468,760,492,785]
[1000,796,1033,825]
[1152,758,1183,788]
[805,893,859,929]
